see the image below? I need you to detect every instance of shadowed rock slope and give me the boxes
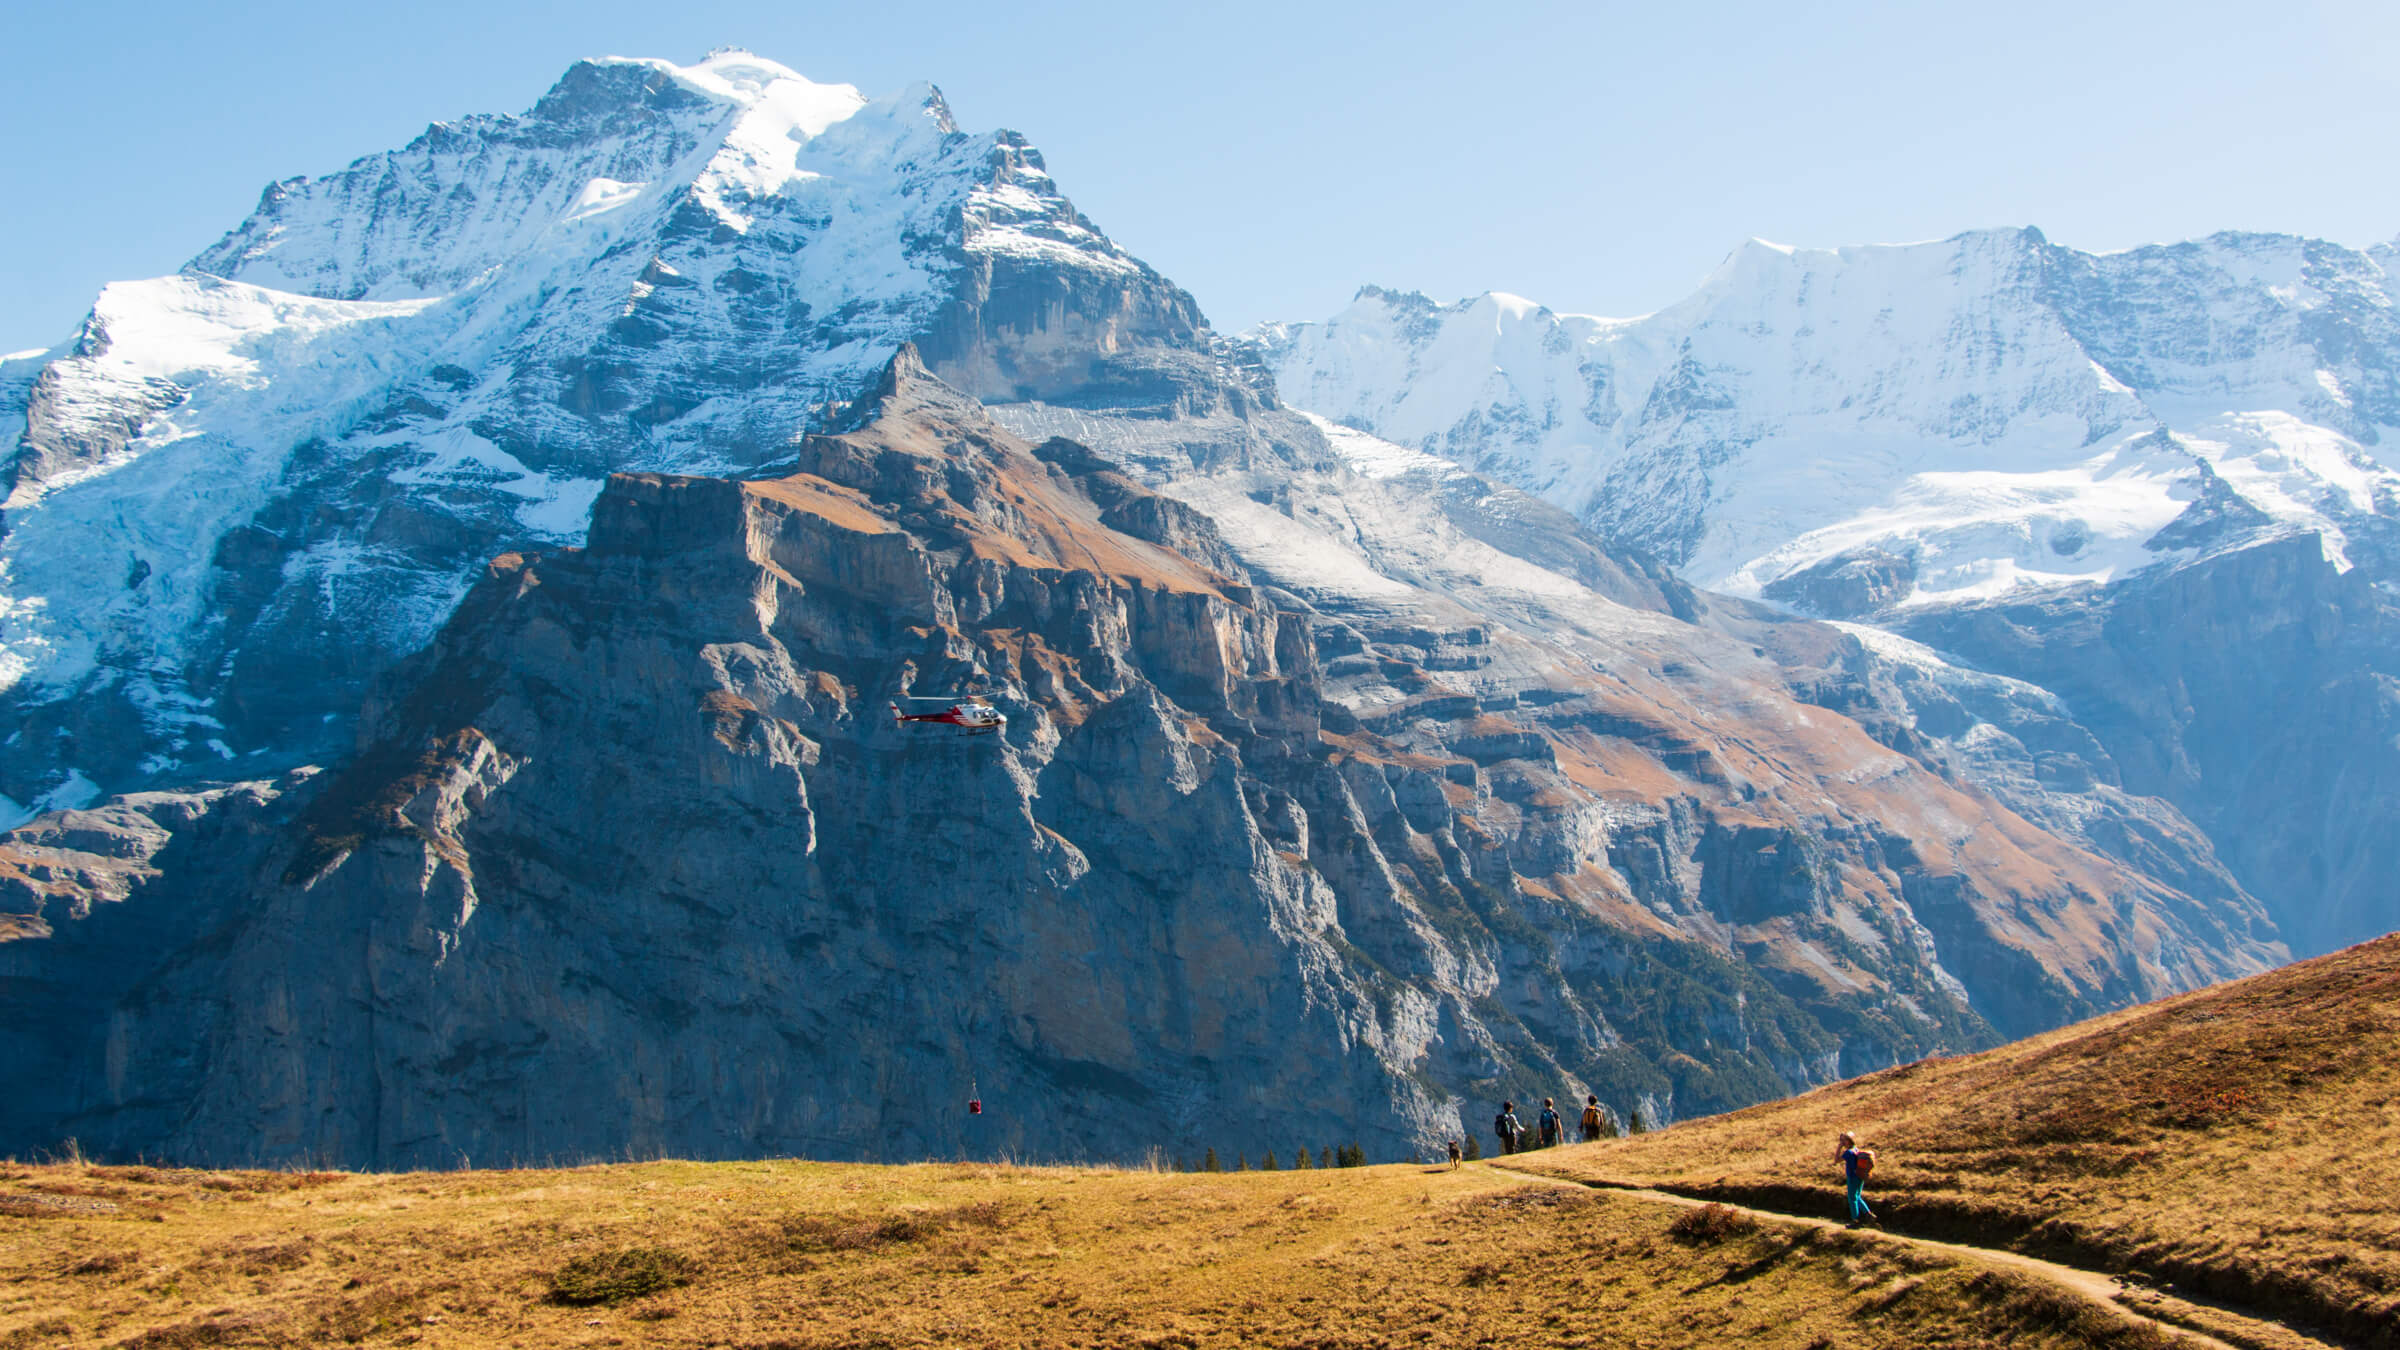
[0,352,2281,1167]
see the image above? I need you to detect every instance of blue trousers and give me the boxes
[1846,1176,1873,1222]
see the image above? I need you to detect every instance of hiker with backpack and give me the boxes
[1537,1098,1563,1148]
[1494,1101,1523,1155]
[1579,1095,1605,1142]
[1835,1131,1877,1226]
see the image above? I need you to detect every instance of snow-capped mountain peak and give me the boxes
[0,51,1194,812]
[1254,226,2400,610]
[185,53,962,302]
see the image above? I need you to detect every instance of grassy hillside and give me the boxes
[1,1153,2198,1349]
[1513,932,2400,1346]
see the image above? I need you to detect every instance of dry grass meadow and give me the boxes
[9,943,2393,1348]
[0,1150,2211,1349]
[1512,932,2400,1346]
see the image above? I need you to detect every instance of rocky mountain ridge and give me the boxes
[0,348,2278,1165]
[0,52,2304,1165]
[1256,229,2400,956]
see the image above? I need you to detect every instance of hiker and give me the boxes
[1446,1139,1462,1170]
[1579,1095,1604,1142]
[1835,1131,1876,1226]
[1494,1101,1523,1155]
[1537,1097,1563,1148]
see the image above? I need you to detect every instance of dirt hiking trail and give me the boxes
[1486,1163,2347,1350]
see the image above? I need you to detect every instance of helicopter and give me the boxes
[889,695,1007,735]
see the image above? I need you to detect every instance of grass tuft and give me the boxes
[108,1311,283,1349]
[548,1245,694,1305]
[0,1319,74,1348]
[195,1171,345,1193]
[774,1199,1016,1256]
[1670,1201,1758,1246]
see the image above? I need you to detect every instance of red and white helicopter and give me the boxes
[889,694,1007,736]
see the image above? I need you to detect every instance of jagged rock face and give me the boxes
[0,51,1210,815]
[1128,409,2279,1032]
[0,356,2280,1166]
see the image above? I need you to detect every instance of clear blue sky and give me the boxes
[6,0,2397,352]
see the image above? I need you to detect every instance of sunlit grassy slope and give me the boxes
[1514,932,2400,1346]
[1,1153,2195,1348]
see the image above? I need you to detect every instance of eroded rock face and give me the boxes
[5,356,2278,1167]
